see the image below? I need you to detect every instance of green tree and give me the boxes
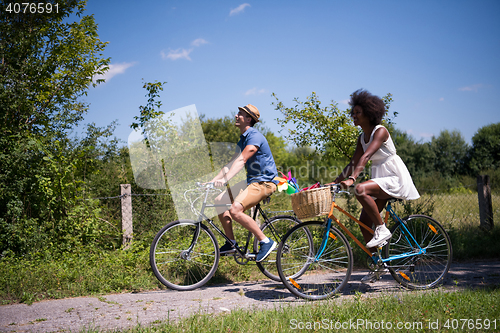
[0,0,111,256]
[430,130,469,177]
[200,114,240,144]
[468,123,500,174]
[272,91,396,160]
[392,129,435,178]
[200,114,290,168]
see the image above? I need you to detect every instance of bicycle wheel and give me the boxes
[254,215,303,281]
[384,214,452,289]
[150,220,219,291]
[277,221,353,300]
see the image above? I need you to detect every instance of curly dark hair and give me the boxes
[349,89,386,125]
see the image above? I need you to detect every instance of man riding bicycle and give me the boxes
[209,104,279,262]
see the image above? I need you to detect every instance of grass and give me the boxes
[1,192,499,305]
[83,286,500,332]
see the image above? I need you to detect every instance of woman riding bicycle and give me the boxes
[332,89,420,282]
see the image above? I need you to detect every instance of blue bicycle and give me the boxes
[276,184,453,300]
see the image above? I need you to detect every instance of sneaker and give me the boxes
[219,241,237,256]
[255,239,276,262]
[366,224,392,248]
[361,268,388,284]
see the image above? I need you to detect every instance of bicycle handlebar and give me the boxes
[323,183,352,195]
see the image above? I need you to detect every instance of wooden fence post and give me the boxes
[477,175,493,231]
[121,184,133,247]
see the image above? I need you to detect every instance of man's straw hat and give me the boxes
[238,104,260,123]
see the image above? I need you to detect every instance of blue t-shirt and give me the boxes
[237,127,278,185]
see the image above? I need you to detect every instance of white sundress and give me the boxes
[360,125,420,200]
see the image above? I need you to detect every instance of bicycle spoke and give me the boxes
[150,220,219,290]
[255,215,302,282]
[277,221,353,300]
[385,215,452,289]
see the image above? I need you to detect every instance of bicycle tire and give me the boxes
[254,215,303,281]
[277,220,353,300]
[150,220,219,291]
[384,214,452,289]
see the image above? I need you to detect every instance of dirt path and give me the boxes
[1,260,499,333]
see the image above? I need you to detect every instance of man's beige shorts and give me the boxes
[214,180,277,214]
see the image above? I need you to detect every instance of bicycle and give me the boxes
[276,184,453,300]
[150,182,302,291]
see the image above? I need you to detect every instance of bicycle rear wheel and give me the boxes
[150,220,219,291]
[254,215,303,281]
[384,215,452,289]
[277,221,353,300]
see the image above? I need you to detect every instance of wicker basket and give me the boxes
[291,187,332,220]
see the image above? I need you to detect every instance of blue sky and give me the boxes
[82,0,500,146]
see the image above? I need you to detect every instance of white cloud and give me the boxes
[161,39,208,61]
[339,99,350,105]
[419,132,434,139]
[93,62,136,83]
[245,87,266,96]
[459,84,483,92]
[439,97,444,102]
[230,3,250,16]
[191,38,208,47]
[161,48,193,61]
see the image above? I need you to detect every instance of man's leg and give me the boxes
[228,202,266,241]
[218,211,235,240]
[230,182,277,262]
[214,180,247,242]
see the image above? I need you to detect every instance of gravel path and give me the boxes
[1,260,499,332]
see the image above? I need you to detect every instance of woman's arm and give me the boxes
[336,127,389,186]
[333,137,364,183]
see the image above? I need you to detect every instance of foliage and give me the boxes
[130,81,167,142]
[468,122,500,174]
[272,92,358,160]
[0,0,113,256]
[272,91,396,161]
[430,130,469,177]
[0,0,109,136]
[200,114,240,144]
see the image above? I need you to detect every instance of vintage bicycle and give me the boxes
[276,184,453,300]
[150,182,301,290]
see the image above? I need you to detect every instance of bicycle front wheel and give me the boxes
[150,220,219,291]
[277,221,353,300]
[254,215,303,282]
[384,215,452,289]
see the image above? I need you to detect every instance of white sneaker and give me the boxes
[366,224,392,248]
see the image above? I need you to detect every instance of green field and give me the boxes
[1,191,499,305]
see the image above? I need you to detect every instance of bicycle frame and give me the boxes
[188,184,279,260]
[321,188,426,264]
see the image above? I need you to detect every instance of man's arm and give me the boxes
[212,145,258,186]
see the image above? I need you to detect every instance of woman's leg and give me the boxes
[355,181,392,249]
[355,180,391,226]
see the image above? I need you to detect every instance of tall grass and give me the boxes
[89,287,500,333]
[1,191,499,305]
